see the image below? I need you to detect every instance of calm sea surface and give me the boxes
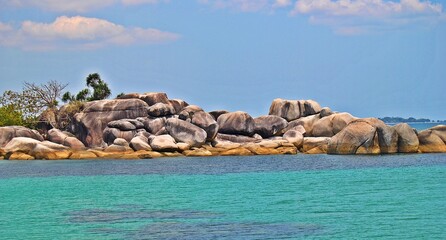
[0,154,445,239]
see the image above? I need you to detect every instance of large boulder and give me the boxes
[215,133,258,144]
[169,99,189,113]
[303,137,330,154]
[107,119,144,131]
[253,115,288,138]
[3,137,70,159]
[393,123,419,153]
[190,111,219,141]
[312,113,357,137]
[283,130,304,148]
[418,125,446,153]
[217,111,255,136]
[71,99,148,147]
[140,117,167,135]
[0,126,44,147]
[178,105,203,121]
[208,110,229,121]
[269,99,322,121]
[149,135,179,152]
[328,118,397,154]
[147,103,175,117]
[130,135,152,151]
[47,129,85,150]
[118,92,170,106]
[283,114,321,136]
[103,127,138,145]
[165,118,207,147]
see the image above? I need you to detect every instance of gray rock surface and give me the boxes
[217,111,255,136]
[269,99,322,121]
[253,115,288,138]
[71,99,148,147]
[165,118,207,147]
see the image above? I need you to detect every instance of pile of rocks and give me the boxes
[0,92,445,160]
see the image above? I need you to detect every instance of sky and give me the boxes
[0,0,445,119]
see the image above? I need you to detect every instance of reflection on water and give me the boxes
[66,205,323,239]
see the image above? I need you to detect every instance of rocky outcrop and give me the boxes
[72,99,149,147]
[393,123,419,153]
[149,134,179,152]
[190,111,219,141]
[169,99,189,113]
[178,105,203,121]
[418,125,446,153]
[147,103,175,117]
[215,133,259,143]
[284,114,320,136]
[283,130,304,148]
[217,111,255,136]
[107,119,144,131]
[47,129,85,150]
[104,138,133,152]
[253,115,288,138]
[103,127,138,145]
[209,110,229,121]
[0,126,44,147]
[118,92,170,106]
[140,117,167,135]
[312,113,356,137]
[303,137,330,154]
[327,118,398,155]
[3,137,71,160]
[129,135,152,151]
[165,118,207,147]
[269,99,322,121]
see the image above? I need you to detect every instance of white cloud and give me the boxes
[1,0,165,12]
[0,16,179,51]
[292,0,444,34]
[198,0,290,12]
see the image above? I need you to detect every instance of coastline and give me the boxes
[1,93,446,160]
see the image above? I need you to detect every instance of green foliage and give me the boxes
[0,80,68,128]
[0,105,24,127]
[85,73,111,101]
[116,92,125,98]
[62,73,111,103]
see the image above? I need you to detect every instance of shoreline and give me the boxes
[1,93,446,159]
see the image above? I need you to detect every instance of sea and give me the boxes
[0,154,445,239]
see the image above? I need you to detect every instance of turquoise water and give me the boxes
[0,155,445,239]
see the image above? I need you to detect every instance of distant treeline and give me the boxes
[379,117,446,123]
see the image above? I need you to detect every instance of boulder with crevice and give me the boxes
[47,128,85,150]
[165,118,207,147]
[190,111,219,141]
[312,112,356,137]
[0,126,44,147]
[217,111,255,136]
[103,127,138,145]
[269,99,322,121]
[253,115,288,138]
[393,123,419,153]
[327,118,397,155]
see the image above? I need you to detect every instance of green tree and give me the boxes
[0,105,24,127]
[62,73,111,103]
[85,73,111,101]
[0,80,68,128]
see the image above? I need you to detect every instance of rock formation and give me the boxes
[0,93,444,160]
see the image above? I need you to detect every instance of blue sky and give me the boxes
[0,0,445,119]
